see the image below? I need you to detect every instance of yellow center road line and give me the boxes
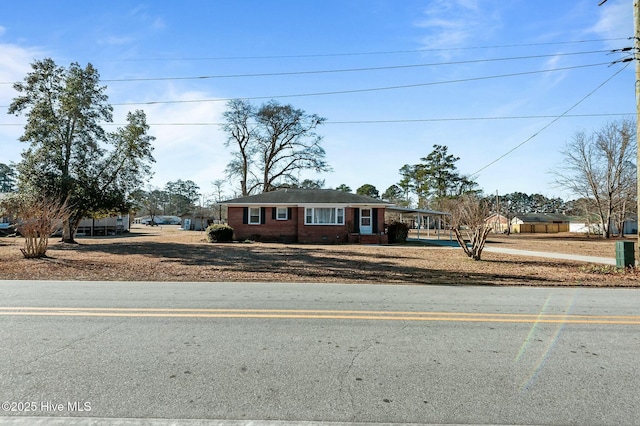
[3,306,640,319]
[0,307,639,324]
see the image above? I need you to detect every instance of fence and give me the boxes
[518,223,569,233]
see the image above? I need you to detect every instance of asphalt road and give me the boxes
[0,280,639,425]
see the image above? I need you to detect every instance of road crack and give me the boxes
[27,321,125,364]
[339,323,405,421]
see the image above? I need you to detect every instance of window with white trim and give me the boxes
[276,207,288,220]
[249,207,261,224]
[304,207,345,225]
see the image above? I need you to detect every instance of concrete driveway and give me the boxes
[411,238,617,265]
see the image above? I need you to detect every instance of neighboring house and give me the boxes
[385,206,450,230]
[76,214,130,236]
[511,213,570,233]
[485,213,510,233]
[134,215,182,225]
[180,215,216,231]
[611,216,637,236]
[180,207,225,231]
[569,215,638,236]
[222,189,391,243]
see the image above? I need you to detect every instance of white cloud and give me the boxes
[114,86,230,192]
[0,43,41,83]
[0,43,45,165]
[590,0,632,46]
[98,35,135,46]
[152,18,166,31]
[415,0,499,53]
[538,54,568,88]
[128,5,166,32]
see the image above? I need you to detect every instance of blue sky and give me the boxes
[0,0,634,201]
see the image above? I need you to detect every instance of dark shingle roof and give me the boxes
[222,189,390,205]
[514,213,571,223]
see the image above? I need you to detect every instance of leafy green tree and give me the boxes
[334,184,352,192]
[418,144,477,199]
[165,179,200,216]
[399,145,477,208]
[0,163,17,192]
[505,192,531,214]
[382,184,406,206]
[397,164,414,205]
[222,99,331,194]
[298,179,325,189]
[356,184,379,198]
[8,58,155,242]
[485,192,569,215]
[134,187,168,225]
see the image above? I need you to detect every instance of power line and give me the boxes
[326,113,635,124]
[0,62,613,108]
[470,63,631,177]
[104,38,628,62]
[0,113,634,127]
[105,62,614,106]
[0,49,615,85]
[0,61,624,110]
[85,50,618,83]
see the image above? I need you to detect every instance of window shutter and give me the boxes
[288,207,293,220]
[242,207,248,224]
[353,209,360,233]
[372,208,379,233]
[272,207,277,220]
[261,207,267,224]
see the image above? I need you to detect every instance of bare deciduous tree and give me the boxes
[1,195,70,258]
[222,99,256,197]
[222,99,330,195]
[441,194,492,261]
[553,120,636,238]
[211,179,228,223]
[255,100,330,192]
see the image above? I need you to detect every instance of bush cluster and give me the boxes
[387,222,409,243]
[206,224,234,243]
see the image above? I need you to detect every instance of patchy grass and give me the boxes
[579,264,640,276]
[0,225,638,287]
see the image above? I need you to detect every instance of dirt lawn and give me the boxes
[0,225,638,287]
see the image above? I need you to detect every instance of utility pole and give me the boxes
[600,0,638,261]
[635,0,640,264]
[496,190,500,233]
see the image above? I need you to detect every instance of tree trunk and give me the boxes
[471,226,492,260]
[452,228,473,258]
[61,216,80,244]
[453,226,492,261]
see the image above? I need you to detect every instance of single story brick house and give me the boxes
[484,213,509,233]
[222,189,392,243]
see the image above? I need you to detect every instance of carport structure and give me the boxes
[385,206,452,240]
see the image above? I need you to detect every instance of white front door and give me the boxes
[360,208,373,234]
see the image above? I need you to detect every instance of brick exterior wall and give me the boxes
[228,206,387,244]
[229,206,299,242]
[296,207,351,244]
